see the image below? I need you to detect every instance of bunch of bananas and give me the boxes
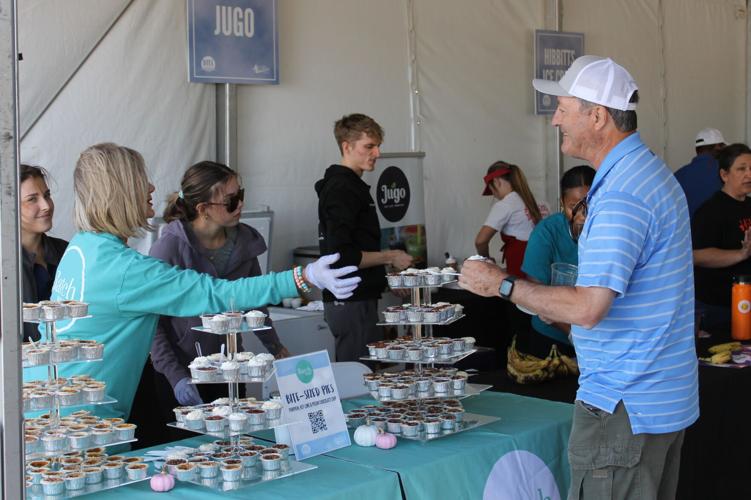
[700,341,741,365]
[506,336,579,384]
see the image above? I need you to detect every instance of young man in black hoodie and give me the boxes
[315,114,413,361]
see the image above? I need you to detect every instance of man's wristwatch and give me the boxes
[498,275,517,301]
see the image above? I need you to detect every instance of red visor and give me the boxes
[482,168,510,195]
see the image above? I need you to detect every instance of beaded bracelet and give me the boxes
[293,266,312,294]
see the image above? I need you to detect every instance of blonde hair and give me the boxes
[74,143,153,240]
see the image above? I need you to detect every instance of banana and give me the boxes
[700,351,733,364]
[560,353,580,376]
[708,342,741,354]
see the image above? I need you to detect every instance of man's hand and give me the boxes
[391,287,411,299]
[389,250,413,271]
[742,227,751,259]
[458,259,507,297]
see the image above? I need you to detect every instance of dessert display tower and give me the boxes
[357,276,500,441]
[24,307,152,498]
[164,319,316,491]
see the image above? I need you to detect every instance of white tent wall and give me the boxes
[15,0,748,270]
[560,0,747,171]
[661,0,747,167]
[235,0,413,271]
[413,0,547,265]
[19,0,215,243]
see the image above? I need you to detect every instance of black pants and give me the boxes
[323,300,381,362]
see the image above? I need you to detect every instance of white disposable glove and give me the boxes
[305,253,361,299]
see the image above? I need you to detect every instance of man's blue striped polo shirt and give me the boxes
[572,132,699,434]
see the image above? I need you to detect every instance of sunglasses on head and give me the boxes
[205,188,244,213]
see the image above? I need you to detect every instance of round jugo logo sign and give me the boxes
[377,166,410,222]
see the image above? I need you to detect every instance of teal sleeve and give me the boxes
[116,252,298,317]
[521,221,554,284]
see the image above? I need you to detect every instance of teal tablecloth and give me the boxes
[89,392,572,499]
[89,436,402,500]
[333,392,573,500]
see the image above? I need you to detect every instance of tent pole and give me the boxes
[545,0,563,208]
[216,83,238,168]
[0,0,26,497]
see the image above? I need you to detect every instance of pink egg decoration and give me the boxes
[375,430,397,449]
[150,466,175,492]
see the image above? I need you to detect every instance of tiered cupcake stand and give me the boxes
[23,305,152,498]
[355,275,499,441]
[165,319,316,491]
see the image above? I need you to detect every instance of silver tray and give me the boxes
[376,313,465,327]
[25,438,137,460]
[360,348,476,365]
[181,458,317,492]
[23,355,103,369]
[26,470,151,499]
[191,325,272,336]
[388,278,457,290]
[168,419,293,439]
[395,412,500,442]
[189,368,274,385]
[369,383,491,403]
[25,395,117,415]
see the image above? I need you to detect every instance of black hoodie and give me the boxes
[315,165,386,301]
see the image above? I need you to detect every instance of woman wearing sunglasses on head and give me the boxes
[147,161,291,421]
[519,165,595,359]
[31,143,359,421]
[20,164,68,342]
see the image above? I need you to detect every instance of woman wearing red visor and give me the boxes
[474,161,548,277]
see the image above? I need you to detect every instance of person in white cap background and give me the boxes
[460,55,698,499]
[674,127,727,219]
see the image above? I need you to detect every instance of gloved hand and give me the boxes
[305,253,361,299]
[174,377,203,406]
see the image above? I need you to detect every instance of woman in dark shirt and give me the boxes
[20,164,68,341]
[692,143,751,332]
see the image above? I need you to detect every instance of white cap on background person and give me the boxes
[695,128,726,147]
[532,55,638,111]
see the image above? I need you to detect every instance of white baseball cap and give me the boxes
[532,55,638,111]
[695,128,726,147]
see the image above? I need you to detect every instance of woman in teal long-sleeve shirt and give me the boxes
[26,143,359,419]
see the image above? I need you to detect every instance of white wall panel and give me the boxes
[18,0,131,135]
[414,0,547,264]
[20,0,215,242]
[663,0,746,168]
[236,0,412,270]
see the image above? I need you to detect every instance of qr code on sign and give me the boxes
[308,410,327,434]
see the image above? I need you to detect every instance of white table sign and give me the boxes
[273,351,350,460]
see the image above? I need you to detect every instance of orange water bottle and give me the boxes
[732,276,751,340]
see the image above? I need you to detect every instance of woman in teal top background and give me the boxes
[26,143,359,420]
[520,165,595,359]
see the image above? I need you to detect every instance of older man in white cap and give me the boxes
[460,55,698,500]
[674,127,727,218]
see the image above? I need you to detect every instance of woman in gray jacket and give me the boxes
[146,161,290,416]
